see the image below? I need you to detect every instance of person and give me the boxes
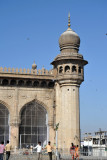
[45,141,53,160]
[75,145,79,160]
[5,140,12,160]
[30,145,33,154]
[34,142,42,160]
[0,141,5,160]
[70,143,75,160]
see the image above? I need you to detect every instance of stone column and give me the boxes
[56,83,80,150]
[10,88,20,148]
[48,121,55,145]
[10,117,20,148]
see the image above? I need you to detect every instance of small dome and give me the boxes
[32,61,37,70]
[59,13,80,52]
[59,28,80,51]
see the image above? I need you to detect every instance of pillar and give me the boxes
[56,83,80,150]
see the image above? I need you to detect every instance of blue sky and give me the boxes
[0,0,107,135]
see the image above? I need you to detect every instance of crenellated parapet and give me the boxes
[0,66,55,88]
[0,67,53,76]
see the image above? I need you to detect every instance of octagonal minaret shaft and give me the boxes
[52,14,88,150]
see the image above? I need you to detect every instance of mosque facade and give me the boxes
[0,15,88,150]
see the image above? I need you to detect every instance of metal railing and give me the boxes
[2,148,107,160]
[3,150,56,160]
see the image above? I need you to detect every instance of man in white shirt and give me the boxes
[34,142,42,160]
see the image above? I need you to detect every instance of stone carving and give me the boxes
[42,67,45,75]
[8,68,11,73]
[23,68,26,74]
[34,69,37,74]
[12,68,15,73]
[4,67,7,72]
[27,69,30,74]
[0,67,3,72]
[21,95,27,99]
[8,95,13,99]
[16,68,18,73]
[45,94,50,100]
[38,69,41,75]
[1,94,13,99]
[19,68,22,74]
[31,69,33,74]
[45,70,48,74]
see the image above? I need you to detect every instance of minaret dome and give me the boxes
[59,13,80,53]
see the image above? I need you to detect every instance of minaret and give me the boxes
[52,14,88,150]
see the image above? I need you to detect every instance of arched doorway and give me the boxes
[19,100,48,148]
[0,103,9,144]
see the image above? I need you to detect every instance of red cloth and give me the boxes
[0,144,5,153]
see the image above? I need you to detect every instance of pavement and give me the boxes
[3,153,107,160]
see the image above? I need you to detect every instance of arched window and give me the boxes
[65,65,70,73]
[59,66,63,73]
[26,81,32,86]
[48,81,54,88]
[2,79,8,86]
[0,104,9,144]
[33,81,39,87]
[41,81,47,87]
[19,101,47,148]
[78,66,81,73]
[72,66,77,72]
[18,80,24,86]
[10,80,16,86]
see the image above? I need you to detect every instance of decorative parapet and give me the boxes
[0,67,53,76]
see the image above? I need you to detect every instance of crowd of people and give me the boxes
[33,141,79,160]
[70,143,79,160]
[0,140,79,160]
[33,141,53,160]
[0,140,11,160]
[0,140,53,160]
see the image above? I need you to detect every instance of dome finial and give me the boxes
[68,12,71,28]
[32,60,37,70]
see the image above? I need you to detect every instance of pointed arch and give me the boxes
[19,98,49,117]
[0,100,11,112]
[0,101,10,144]
[19,99,48,148]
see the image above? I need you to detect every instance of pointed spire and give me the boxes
[68,12,71,28]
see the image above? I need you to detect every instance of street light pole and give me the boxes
[99,128,102,157]
[55,123,59,160]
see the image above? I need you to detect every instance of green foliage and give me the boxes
[54,123,59,131]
